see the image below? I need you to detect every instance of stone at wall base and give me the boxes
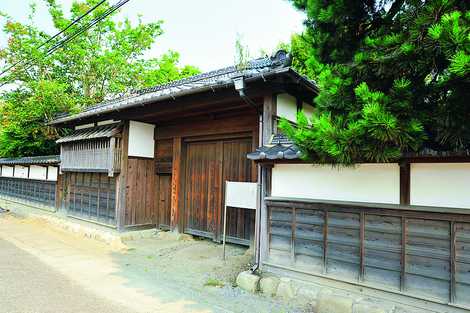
[276,278,296,300]
[236,271,260,293]
[259,276,280,296]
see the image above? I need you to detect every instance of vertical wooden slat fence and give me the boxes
[65,172,116,226]
[264,198,470,308]
[60,138,122,175]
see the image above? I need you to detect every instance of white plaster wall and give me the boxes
[302,102,315,117]
[276,93,298,123]
[75,123,95,130]
[410,163,470,209]
[128,121,155,158]
[14,165,28,178]
[1,166,14,177]
[97,119,120,126]
[29,165,47,180]
[47,166,58,181]
[271,163,400,204]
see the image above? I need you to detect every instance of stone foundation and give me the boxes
[236,270,459,313]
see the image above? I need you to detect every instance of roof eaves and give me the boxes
[48,79,235,126]
[0,155,60,166]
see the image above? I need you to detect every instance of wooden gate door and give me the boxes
[184,141,222,239]
[184,137,254,243]
[222,139,255,244]
[156,174,171,229]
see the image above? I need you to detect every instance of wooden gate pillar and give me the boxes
[170,137,183,232]
[262,94,277,145]
[116,121,129,231]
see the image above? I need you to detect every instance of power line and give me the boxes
[45,0,130,56]
[0,0,129,79]
[38,0,107,50]
[0,0,106,78]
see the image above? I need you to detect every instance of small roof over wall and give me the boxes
[56,123,121,144]
[0,155,60,166]
[248,134,470,163]
[247,134,301,161]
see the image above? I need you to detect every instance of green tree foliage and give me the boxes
[0,0,199,157]
[281,0,470,165]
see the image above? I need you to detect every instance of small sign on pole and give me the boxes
[223,181,259,260]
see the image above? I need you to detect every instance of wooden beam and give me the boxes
[157,114,257,140]
[400,162,411,205]
[116,121,129,230]
[55,171,63,210]
[323,209,329,274]
[359,211,365,282]
[170,137,182,232]
[259,165,273,267]
[450,221,456,303]
[262,94,276,145]
[400,216,407,292]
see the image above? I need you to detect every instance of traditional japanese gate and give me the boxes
[183,137,255,244]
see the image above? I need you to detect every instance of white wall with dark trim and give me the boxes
[410,163,470,209]
[271,163,401,204]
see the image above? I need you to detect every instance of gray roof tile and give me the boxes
[50,51,313,126]
[247,134,302,161]
[0,155,60,165]
[56,123,121,144]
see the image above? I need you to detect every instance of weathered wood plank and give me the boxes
[170,137,182,231]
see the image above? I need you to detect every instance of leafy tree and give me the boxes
[0,0,199,157]
[281,0,470,165]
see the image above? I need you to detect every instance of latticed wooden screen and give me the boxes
[65,172,116,225]
[0,177,56,208]
[266,199,470,308]
[60,138,122,175]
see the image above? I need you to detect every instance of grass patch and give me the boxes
[204,278,225,288]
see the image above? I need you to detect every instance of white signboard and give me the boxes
[225,181,258,210]
[223,181,259,260]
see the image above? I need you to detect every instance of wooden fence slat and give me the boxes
[266,199,469,307]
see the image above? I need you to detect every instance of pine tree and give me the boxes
[281,0,470,165]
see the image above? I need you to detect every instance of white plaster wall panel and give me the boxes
[276,93,298,123]
[14,165,28,178]
[47,166,58,181]
[271,163,400,204]
[410,163,470,209]
[1,166,14,177]
[75,123,95,130]
[97,119,120,126]
[128,120,155,158]
[29,165,47,180]
[302,102,315,119]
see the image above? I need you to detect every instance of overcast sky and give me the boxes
[0,0,306,71]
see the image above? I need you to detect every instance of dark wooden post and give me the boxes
[116,121,129,231]
[170,137,182,232]
[55,170,63,210]
[262,94,276,145]
[259,94,276,267]
[399,162,411,205]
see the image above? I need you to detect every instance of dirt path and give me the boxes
[0,238,139,313]
[0,213,302,313]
